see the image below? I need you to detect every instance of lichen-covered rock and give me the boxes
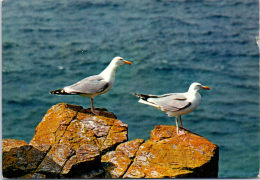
[36,144,74,174]
[2,104,219,178]
[123,125,219,178]
[30,103,128,177]
[2,139,28,152]
[30,103,82,152]
[2,139,46,178]
[101,139,145,178]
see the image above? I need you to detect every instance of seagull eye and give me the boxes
[119,58,123,60]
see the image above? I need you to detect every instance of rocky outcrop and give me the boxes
[2,103,219,178]
[2,139,46,178]
[102,125,218,178]
[3,103,127,178]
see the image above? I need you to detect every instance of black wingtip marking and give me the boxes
[49,89,80,95]
[134,92,140,97]
[134,93,152,101]
[134,92,143,98]
[50,89,65,94]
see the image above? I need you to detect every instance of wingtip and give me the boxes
[134,92,141,98]
[50,89,63,94]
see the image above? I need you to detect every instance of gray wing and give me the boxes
[136,93,187,100]
[149,93,191,112]
[158,93,187,100]
[66,75,109,94]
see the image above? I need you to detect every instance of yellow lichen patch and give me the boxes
[30,103,82,151]
[124,125,218,178]
[101,139,145,178]
[2,139,28,152]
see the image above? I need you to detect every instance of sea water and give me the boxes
[2,0,259,177]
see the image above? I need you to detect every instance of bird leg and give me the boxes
[175,117,179,135]
[178,115,185,135]
[179,115,183,128]
[90,97,100,115]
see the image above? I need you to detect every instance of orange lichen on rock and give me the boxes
[2,139,28,152]
[29,103,127,177]
[123,125,219,178]
[2,104,219,178]
[101,139,145,178]
[36,144,74,174]
[30,103,82,152]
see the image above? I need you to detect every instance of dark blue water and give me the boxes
[2,0,259,178]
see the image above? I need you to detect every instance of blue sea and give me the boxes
[2,0,259,178]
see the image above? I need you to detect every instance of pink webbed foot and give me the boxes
[177,128,185,136]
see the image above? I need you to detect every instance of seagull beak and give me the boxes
[123,60,132,65]
[202,86,211,90]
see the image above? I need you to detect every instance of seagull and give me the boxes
[50,56,132,115]
[135,82,210,135]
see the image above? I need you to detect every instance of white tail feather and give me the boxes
[138,99,159,108]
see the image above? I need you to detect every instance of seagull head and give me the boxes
[189,82,211,92]
[112,56,132,67]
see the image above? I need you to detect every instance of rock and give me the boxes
[101,139,145,178]
[30,103,82,152]
[101,126,218,178]
[2,139,28,152]
[19,172,46,179]
[2,103,219,178]
[2,139,46,178]
[36,144,74,175]
[123,125,219,178]
[83,107,117,119]
[30,103,127,177]
[61,155,77,175]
